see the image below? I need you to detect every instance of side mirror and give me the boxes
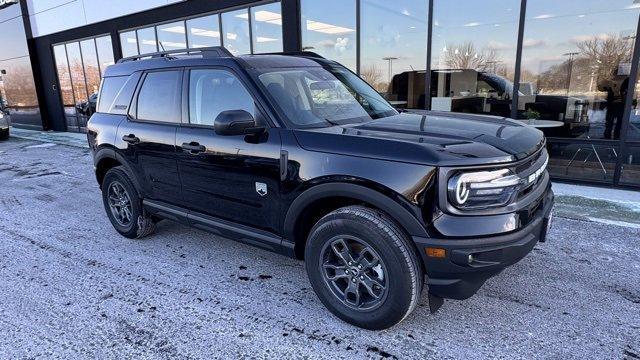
[214,110,264,136]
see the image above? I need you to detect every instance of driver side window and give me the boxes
[188,69,256,126]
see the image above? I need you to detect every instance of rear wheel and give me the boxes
[305,206,423,330]
[101,166,155,239]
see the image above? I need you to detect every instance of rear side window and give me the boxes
[136,70,182,123]
[97,76,127,113]
[97,73,141,115]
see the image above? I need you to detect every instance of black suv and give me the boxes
[88,47,553,330]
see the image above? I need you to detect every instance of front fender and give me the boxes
[283,182,430,244]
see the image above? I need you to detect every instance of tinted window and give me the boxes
[97,76,127,113]
[189,69,255,126]
[137,71,182,123]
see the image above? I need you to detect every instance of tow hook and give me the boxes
[428,293,444,314]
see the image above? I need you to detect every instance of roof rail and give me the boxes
[117,46,233,63]
[259,51,326,59]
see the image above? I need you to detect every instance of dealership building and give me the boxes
[1,0,640,188]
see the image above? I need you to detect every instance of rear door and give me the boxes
[176,67,282,234]
[116,69,183,205]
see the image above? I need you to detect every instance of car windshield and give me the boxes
[256,66,398,128]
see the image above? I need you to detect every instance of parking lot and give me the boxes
[0,137,638,359]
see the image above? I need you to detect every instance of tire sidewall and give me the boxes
[305,210,418,329]
[101,167,143,238]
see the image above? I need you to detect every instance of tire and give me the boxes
[305,206,423,330]
[0,129,8,140]
[101,166,155,239]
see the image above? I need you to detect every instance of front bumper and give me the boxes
[414,188,554,300]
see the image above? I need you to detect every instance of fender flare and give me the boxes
[93,147,144,196]
[283,182,428,244]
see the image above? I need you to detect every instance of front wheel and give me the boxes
[101,166,155,239]
[305,206,423,330]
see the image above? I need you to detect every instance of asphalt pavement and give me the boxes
[0,137,638,359]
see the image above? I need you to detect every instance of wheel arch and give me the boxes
[284,182,428,260]
[94,147,143,196]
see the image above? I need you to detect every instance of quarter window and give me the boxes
[136,71,182,123]
[188,69,255,126]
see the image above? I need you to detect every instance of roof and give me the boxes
[103,48,335,77]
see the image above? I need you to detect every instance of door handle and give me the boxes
[122,134,140,144]
[182,142,206,154]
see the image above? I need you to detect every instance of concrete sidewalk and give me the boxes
[6,128,640,227]
[10,127,89,148]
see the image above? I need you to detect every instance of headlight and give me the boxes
[447,169,522,210]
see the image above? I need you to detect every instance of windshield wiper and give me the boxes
[323,118,340,126]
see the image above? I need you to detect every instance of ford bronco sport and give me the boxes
[87,47,554,330]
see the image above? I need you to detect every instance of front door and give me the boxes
[117,69,184,205]
[176,68,282,234]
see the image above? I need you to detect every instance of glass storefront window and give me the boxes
[120,31,139,58]
[301,0,357,72]
[360,0,428,109]
[65,42,88,103]
[517,0,639,141]
[80,39,101,99]
[627,72,640,141]
[95,36,115,76]
[137,27,158,54]
[157,21,187,51]
[53,45,74,106]
[620,146,640,186]
[430,0,520,117]
[251,2,283,54]
[187,15,221,48]
[547,141,619,184]
[221,9,251,55]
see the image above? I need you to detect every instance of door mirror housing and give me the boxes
[214,110,264,136]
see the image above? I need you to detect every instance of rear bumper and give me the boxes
[414,189,554,300]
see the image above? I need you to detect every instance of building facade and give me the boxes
[1,0,640,188]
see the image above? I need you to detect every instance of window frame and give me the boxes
[128,68,185,125]
[183,66,276,130]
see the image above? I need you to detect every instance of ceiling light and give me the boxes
[253,10,282,25]
[534,14,554,19]
[464,22,481,27]
[256,36,277,43]
[306,20,355,34]
[160,26,186,34]
[190,28,220,38]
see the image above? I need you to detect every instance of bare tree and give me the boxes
[360,64,386,92]
[576,34,634,81]
[442,42,501,71]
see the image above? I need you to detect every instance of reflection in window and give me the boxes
[95,36,115,76]
[222,9,251,55]
[620,146,640,186]
[157,21,187,51]
[547,141,618,184]
[120,31,138,58]
[80,39,101,98]
[251,3,283,54]
[137,27,158,54]
[627,70,640,141]
[517,0,639,140]
[189,69,255,126]
[137,71,182,123]
[187,15,221,48]
[301,0,357,72]
[65,42,88,103]
[53,45,74,106]
[361,0,428,108]
[430,0,520,117]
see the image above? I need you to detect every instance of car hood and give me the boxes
[293,111,545,166]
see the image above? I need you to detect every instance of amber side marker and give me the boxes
[425,247,446,258]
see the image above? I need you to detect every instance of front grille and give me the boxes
[516,148,549,201]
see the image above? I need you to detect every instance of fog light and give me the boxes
[426,248,446,258]
[468,254,474,264]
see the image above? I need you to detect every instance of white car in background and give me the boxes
[0,109,9,140]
